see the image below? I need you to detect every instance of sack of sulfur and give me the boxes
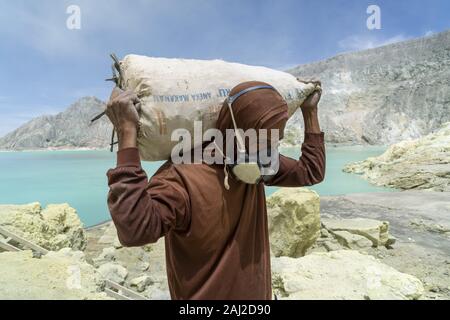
[119,54,320,161]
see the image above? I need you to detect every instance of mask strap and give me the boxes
[226,85,277,154]
[213,140,230,190]
[225,100,246,153]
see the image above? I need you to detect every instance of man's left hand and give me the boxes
[301,83,322,113]
[300,82,322,134]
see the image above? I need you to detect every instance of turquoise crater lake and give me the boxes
[0,146,391,227]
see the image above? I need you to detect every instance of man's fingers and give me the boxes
[128,93,141,108]
[135,102,142,113]
[316,87,322,95]
[313,90,322,104]
[109,86,123,101]
[105,103,118,127]
[118,90,137,99]
[117,91,140,106]
[108,89,141,128]
[123,92,141,114]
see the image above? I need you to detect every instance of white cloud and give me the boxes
[338,34,410,52]
[0,0,155,58]
[0,2,89,57]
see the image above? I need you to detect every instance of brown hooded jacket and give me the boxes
[106,81,326,300]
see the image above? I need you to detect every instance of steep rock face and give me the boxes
[343,122,450,191]
[0,97,111,150]
[287,30,450,145]
[1,31,448,150]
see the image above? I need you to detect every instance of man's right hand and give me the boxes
[106,87,141,149]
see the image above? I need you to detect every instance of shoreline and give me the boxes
[0,147,109,153]
[84,219,113,231]
[0,143,389,153]
[80,189,413,230]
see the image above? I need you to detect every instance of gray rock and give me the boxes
[92,247,116,267]
[323,241,342,252]
[332,230,373,249]
[343,122,450,192]
[145,287,171,300]
[386,235,397,248]
[320,228,330,238]
[410,218,450,235]
[130,275,153,292]
[286,30,450,146]
[272,250,424,300]
[137,261,150,272]
[0,97,111,150]
[97,263,128,285]
[322,217,390,247]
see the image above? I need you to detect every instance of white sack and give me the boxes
[120,54,319,161]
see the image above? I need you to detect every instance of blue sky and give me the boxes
[0,0,449,136]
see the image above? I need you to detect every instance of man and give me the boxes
[106,80,325,300]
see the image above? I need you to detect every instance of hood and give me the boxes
[215,80,289,152]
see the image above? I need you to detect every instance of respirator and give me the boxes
[218,85,281,186]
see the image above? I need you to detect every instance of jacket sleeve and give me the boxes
[106,148,191,247]
[265,132,326,187]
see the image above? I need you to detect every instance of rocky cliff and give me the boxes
[1,30,449,150]
[0,97,111,150]
[286,29,450,145]
[343,122,450,191]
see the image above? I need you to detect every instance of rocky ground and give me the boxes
[344,122,450,192]
[318,191,450,300]
[0,249,110,300]
[84,222,170,299]
[0,203,108,299]
[83,188,448,300]
[1,188,448,300]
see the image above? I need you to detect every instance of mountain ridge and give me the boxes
[0,97,112,150]
[285,29,450,145]
[1,29,449,150]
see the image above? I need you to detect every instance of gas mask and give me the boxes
[229,145,280,184]
[217,85,281,187]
